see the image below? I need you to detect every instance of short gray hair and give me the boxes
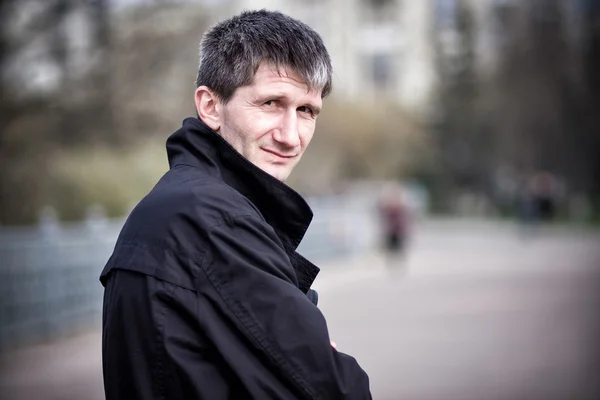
[196,9,332,102]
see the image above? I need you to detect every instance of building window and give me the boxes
[370,53,393,89]
[435,0,457,29]
[362,0,397,24]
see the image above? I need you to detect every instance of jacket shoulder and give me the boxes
[129,167,261,242]
[100,167,264,288]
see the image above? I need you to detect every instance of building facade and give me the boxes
[221,0,438,117]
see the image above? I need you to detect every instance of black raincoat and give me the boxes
[100,117,371,399]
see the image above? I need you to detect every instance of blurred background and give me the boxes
[0,0,599,399]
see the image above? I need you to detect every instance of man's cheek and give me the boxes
[301,131,315,149]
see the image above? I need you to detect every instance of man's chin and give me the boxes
[260,164,291,182]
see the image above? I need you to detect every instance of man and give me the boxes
[100,9,371,400]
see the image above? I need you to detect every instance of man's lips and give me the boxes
[261,148,297,159]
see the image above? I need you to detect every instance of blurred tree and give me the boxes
[431,0,488,212]
[431,0,600,215]
[488,0,600,212]
[580,0,600,204]
[492,0,571,173]
[0,0,116,224]
[1,1,212,224]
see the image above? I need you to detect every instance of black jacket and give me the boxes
[100,117,371,399]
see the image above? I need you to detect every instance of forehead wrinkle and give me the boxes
[253,76,310,98]
[255,61,323,93]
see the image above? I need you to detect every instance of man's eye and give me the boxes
[298,106,314,116]
[264,100,276,106]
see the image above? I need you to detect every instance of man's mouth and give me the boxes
[261,148,297,159]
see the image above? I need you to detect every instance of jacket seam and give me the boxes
[198,216,319,399]
[154,282,169,400]
[203,214,260,233]
[205,215,301,290]
[113,241,203,289]
[197,261,318,400]
[116,240,203,263]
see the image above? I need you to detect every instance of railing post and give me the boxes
[38,206,60,241]
[36,206,61,342]
[85,204,108,236]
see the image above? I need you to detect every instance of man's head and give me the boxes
[194,10,332,181]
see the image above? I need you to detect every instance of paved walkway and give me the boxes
[0,252,373,400]
[0,329,104,400]
[1,219,599,400]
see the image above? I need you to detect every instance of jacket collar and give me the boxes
[166,117,319,290]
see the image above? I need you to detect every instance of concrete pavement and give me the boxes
[317,221,600,400]
[1,219,599,400]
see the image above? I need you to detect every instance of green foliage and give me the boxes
[46,140,168,221]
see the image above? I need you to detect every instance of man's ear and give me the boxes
[195,86,221,131]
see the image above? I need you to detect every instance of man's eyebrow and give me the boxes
[256,92,321,113]
[307,103,321,114]
[254,92,285,103]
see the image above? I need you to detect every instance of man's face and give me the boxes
[216,63,322,181]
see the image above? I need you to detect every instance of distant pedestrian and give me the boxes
[517,171,560,237]
[378,184,411,268]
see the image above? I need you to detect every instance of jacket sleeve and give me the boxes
[197,215,371,400]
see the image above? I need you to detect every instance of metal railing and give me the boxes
[0,195,378,350]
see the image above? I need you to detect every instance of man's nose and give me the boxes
[273,111,300,148]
